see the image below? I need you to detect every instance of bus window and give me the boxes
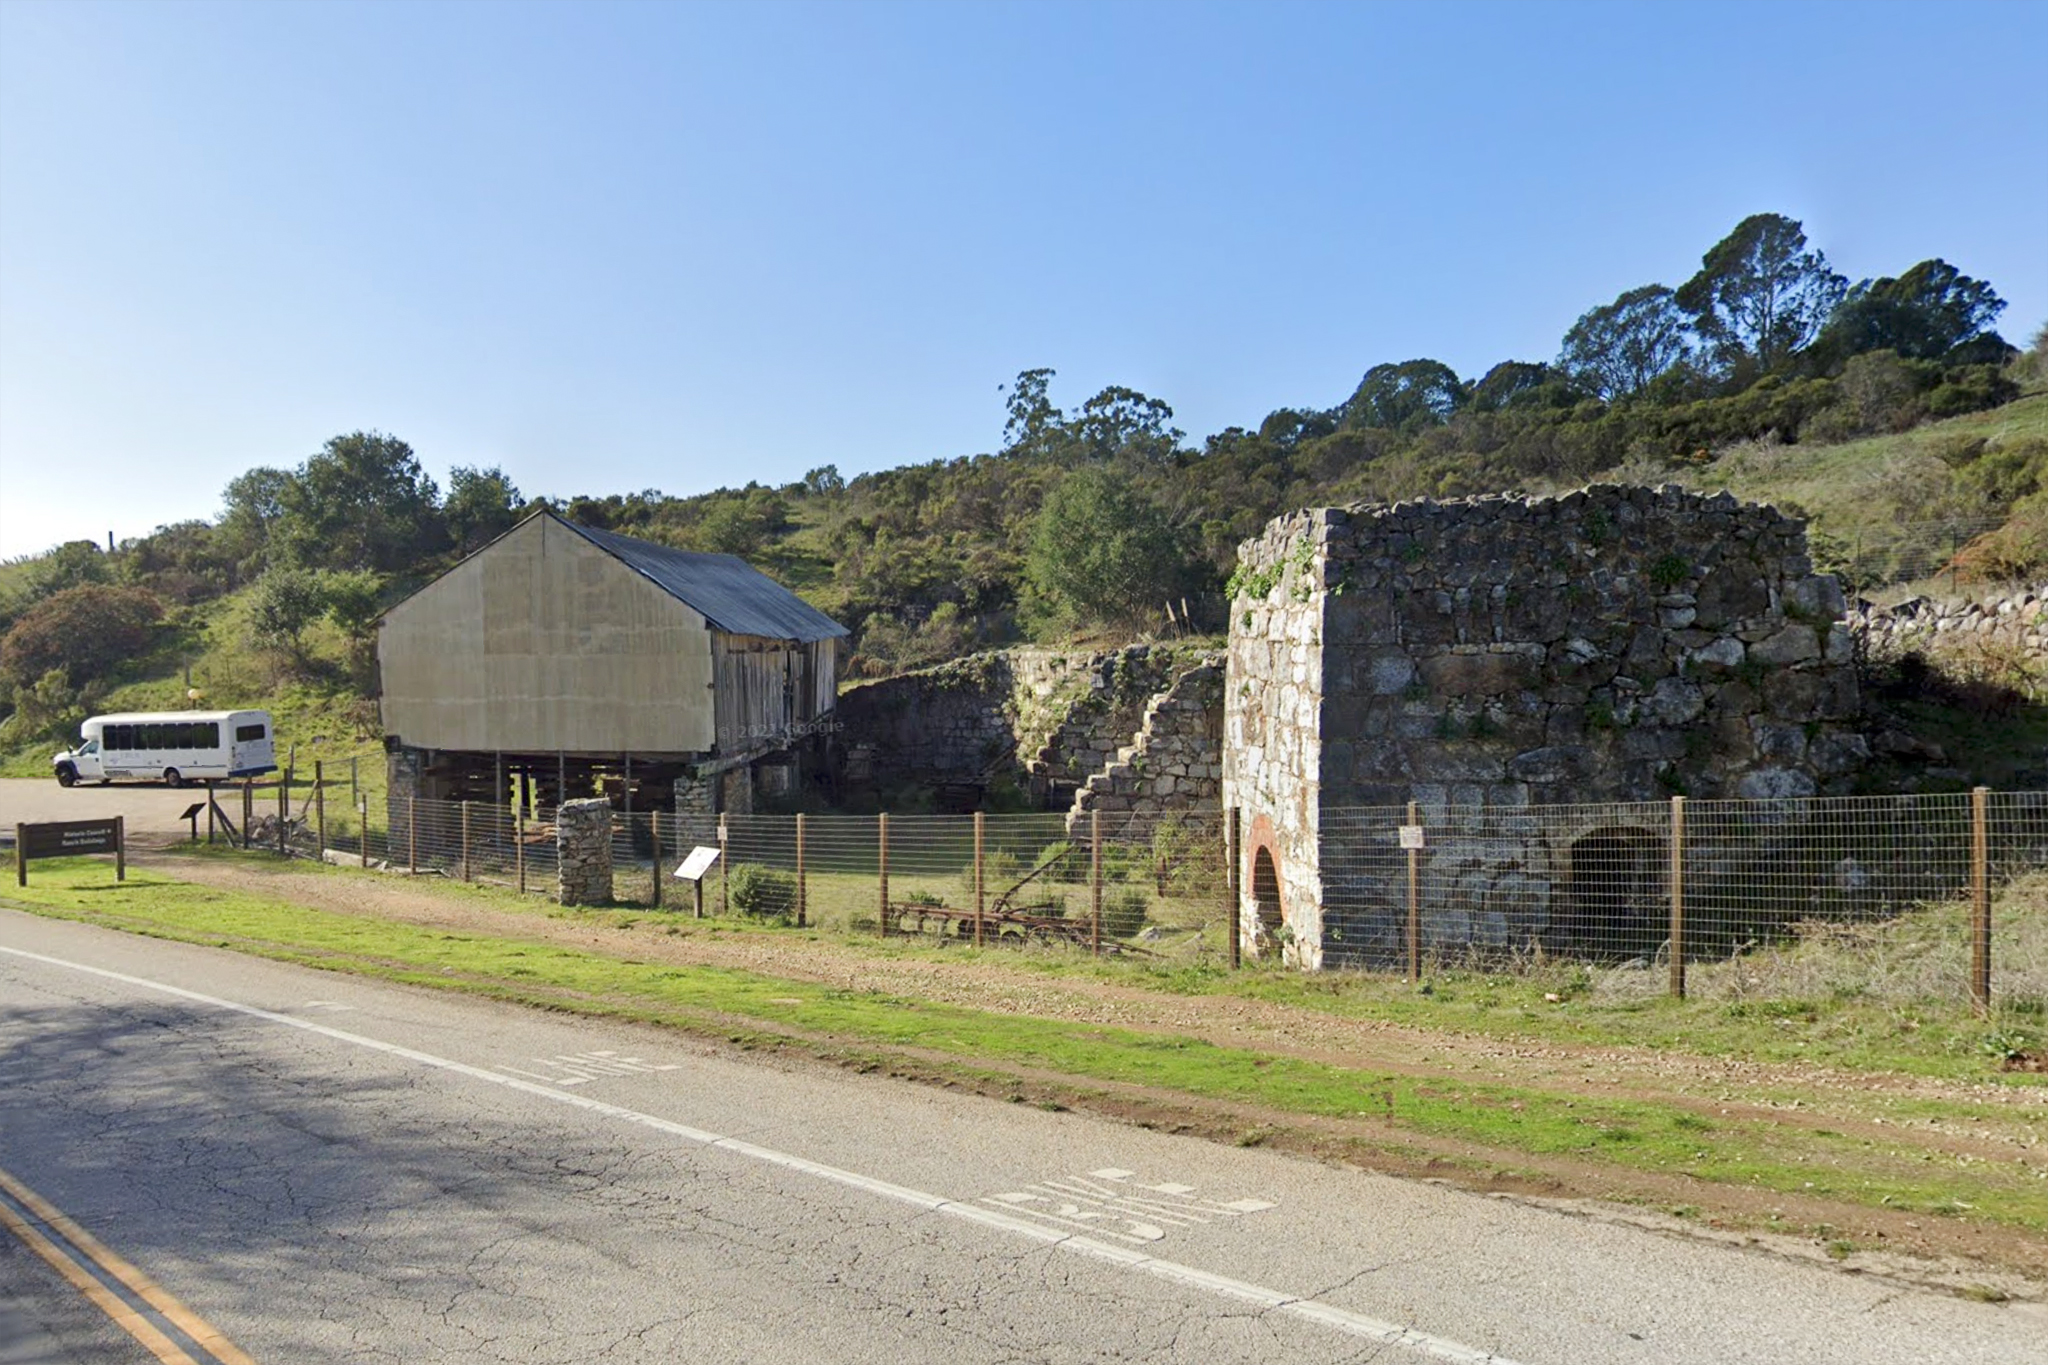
[236,723,267,742]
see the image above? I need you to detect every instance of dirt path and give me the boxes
[100,843,2048,1291]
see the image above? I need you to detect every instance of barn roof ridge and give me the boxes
[549,511,848,643]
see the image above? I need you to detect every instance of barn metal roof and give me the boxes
[563,517,848,643]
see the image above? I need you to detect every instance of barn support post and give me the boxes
[795,812,807,928]
[1668,796,1687,1000]
[973,811,985,949]
[557,751,566,810]
[494,752,504,812]
[315,761,326,859]
[877,813,889,938]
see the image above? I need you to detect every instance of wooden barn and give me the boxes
[377,510,847,814]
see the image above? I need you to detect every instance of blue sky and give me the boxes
[2,0,2044,559]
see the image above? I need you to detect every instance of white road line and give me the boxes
[1,944,1525,1365]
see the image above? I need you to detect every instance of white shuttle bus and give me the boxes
[52,710,278,788]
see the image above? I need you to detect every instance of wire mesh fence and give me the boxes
[213,783,2046,1009]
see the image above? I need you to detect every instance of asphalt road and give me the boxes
[2,909,2042,1365]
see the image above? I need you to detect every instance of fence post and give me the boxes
[973,811,985,949]
[1406,800,1421,984]
[461,800,473,881]
[1971,786,1991,1014]
[242,778,252,850]
[516,811,526,894]
[795,812,807,928]
[359,797,368,867]
[1226,807,1241,970]
[1090,810,1102,957]
[408,794,418,875]
[651,810,664,910]
[315,760,326,860]
[877,813,889,938]
[278,767,290,856]
[719,818,729,916]
[1669,795,1687,1000]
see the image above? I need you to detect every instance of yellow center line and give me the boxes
[0,1164,254,1365]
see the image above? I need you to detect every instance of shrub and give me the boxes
[1101,887,1149,940]
[728,863,797,920]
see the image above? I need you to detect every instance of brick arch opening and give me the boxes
[1251,845,1283,939]
[1553,825,1664,959]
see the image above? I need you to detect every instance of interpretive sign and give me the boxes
[16,817,126,886]
[1397,824,1426,850]
[674,845,722,882]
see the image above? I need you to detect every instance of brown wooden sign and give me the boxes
[15,817,125,886]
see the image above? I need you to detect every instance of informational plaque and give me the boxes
[674,845,723,882]
[1397,825,1426,850]
[16,817,126,886]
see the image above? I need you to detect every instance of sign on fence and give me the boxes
[674,846,722,882]
[15,818,126,886]
[1397,824,1426,850]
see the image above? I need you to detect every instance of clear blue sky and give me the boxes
[3,0,2044,559]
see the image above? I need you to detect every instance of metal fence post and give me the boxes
[973,811,985,949]
[1090,810,1102,957]
[795,812,807,928]
[1406,800,1421,984]
[1669,795,1686,1000]
[1226,807,1241,970]
[1971,786,1991,1014]
[877,813,889,938]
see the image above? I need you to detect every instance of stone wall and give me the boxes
[1026,646,1184,802]
[1069,658,1225,826]
[835,650,1096,789]
[1851,584,2047,695]
[556,797,614,905]
[1223,485,1866,967]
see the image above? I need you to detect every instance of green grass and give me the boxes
[7,855,2046,1240]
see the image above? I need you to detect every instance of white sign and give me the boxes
[1397,825,1426,850]
[674,845,722,881]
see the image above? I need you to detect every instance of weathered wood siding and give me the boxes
[379,516,716,754]
[711,636,838,750]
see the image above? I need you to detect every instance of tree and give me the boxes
[1001,368,1065,454]
[217,466,294,574]
[273,431,447,573]
[0,584,161,689]
[1343,360,1467,430]
[1024,466,1193,633]
[1676,213,1845,377]
[1074,385,1183,464]
[23,540,111,600]
[443,465,522,557]
[249,565,328,660]
[1821,258,2006,361]
[1557,285,1693,401]
[803,464,845,496]
[1469,360,1572,412]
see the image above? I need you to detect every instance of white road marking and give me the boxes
[496,1050,682,1086]
[984,1169,1278,1244]
[1,945,1524,1365]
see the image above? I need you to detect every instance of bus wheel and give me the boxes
[55,765,77,787]
[164,768,185,788]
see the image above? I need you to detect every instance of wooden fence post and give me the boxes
[1972,786,1992,1014]
[1090,810,1102,957]
[408,794,418,875]
[974,811,985,949]
[877,813,890,938]
[461,801,473,881]
[242,778,253,850]
[719,818,729,916]
[359,797,368,866]
[278,766,291,856]
[795,812,807,928]
[1226,807,1241,970]
[651,810,664,910]
[1669,795,1687,1000]
[516,812,526,894]
[314,761,326,860]
[1406,800,1421,984]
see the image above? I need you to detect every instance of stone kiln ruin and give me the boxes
[1222,485,1867,968]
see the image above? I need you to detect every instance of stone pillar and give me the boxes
[556,797,614,906]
